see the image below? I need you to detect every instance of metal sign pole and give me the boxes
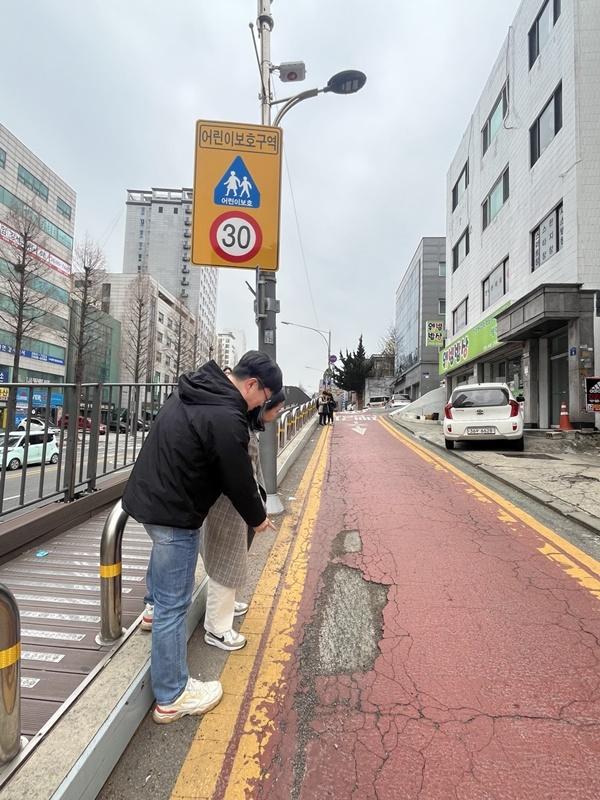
[257,0,283,514]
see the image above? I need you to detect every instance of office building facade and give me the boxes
[394,237,446,400]
[0,123,75,385]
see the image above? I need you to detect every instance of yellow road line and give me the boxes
[170,427,330,800]
[379,417,600,596]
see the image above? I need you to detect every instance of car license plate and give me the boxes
[466,426,495,435]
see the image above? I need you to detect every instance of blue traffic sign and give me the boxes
[214,156,261,209]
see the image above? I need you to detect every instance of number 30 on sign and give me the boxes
[209,212,263,263]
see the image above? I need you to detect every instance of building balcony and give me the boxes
[184,219,192,226]
[183,230,192,238]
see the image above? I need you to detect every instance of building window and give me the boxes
[140,218,145,225]
[165,356,171,367]
[439,299,446,315]
[452,228,470,272]
[529,0,561,69]
[482,167,509,230]
[174,207,179,214]
[156,353,162,364]
[438,262,446,277]
[452,298,468,335]
[101,283,111,314]
[158,206,163,213]
[0,148,5,168]
[158,312,164,324]
[452,161,468,211]
[483,258,509,310]
[138,254,142,262]
[17,165,49,202]
[157,332,163,343]
[482,83,509,155]
[167,319,173,330]
[530,83,562,167]
[56,197,72,220]
[532,202,563,271]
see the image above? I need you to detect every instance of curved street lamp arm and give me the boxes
[273,88,321,126]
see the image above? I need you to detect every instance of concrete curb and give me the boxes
[388,416,600,538]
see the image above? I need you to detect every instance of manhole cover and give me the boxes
[501,453,559,460]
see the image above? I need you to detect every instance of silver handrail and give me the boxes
[95,501,129,646]
[0,583,27,765]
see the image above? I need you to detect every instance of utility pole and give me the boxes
[257,0,282,514]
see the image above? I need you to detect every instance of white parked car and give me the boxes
[17,417,60,436]
[387,395,411,410]
[0,431,60,470]
[443,383,524,451]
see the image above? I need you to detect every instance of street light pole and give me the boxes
[256,0,282,514]
[281,320,331,380]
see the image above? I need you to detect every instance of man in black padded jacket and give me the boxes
[122,351,282,724]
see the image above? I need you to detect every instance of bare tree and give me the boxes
[67,238,107,385]
[122,275,152,382]
[0,204,62,425]
[173,301,195,379]
[379,323,398,359]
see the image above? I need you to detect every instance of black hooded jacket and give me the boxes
[122,361,267,530]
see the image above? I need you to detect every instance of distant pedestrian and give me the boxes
[326,392,336,425]
[318,392,329,425]
[123,351,283,724]
[201,390,286,652]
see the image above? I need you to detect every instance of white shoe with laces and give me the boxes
[152,677,223,724]
[204,628,247,651]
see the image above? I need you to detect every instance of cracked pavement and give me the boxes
[248,415,600,799]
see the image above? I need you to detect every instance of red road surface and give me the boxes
[246,417,600,800]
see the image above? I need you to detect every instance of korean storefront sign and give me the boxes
[585,377,600,413]
[439,303,510,375]
[425,320,444,347]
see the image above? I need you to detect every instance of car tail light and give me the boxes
[444,403,453,420]
[509,399,519,417]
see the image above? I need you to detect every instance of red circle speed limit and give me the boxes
[209,211,263,264]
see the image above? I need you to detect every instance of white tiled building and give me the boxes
[444,0,600,428]
[0,123,76,384]
[216,331,238,370]
[122,188,218,363]
[102,274,197,385]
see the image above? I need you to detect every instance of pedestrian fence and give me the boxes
[0,381,175,518]
[0,396,318,763]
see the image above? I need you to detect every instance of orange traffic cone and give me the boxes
[559,401,574,431]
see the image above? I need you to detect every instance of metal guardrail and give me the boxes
[97,400,318,646]
[0,381,175,518]
[0,583,27,766]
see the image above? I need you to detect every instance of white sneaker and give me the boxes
[204,628,247,651]
[234,600,249,617]
[152,677,223,724]
[140,603,154,631]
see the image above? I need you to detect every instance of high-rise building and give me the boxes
[394,237,446,400]
[122,188,218,363]
[0,123,75,385]
[443,0,600,428]
[216,331,238,370]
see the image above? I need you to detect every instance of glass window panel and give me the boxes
[538,100,555,155]
[538,1,553,52]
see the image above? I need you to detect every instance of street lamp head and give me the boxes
[324,70,367,95]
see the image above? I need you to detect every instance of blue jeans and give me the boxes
[143,525,200,705]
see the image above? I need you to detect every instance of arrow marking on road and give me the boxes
[352,425,367,435]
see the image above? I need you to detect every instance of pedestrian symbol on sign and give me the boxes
[214,156,261,209]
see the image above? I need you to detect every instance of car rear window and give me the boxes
[452,387,508,408]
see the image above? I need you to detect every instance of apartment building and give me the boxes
[122,188,218,363]
[443,0,600,428]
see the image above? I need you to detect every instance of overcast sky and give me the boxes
[2,0,519,393]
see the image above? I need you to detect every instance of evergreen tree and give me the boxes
[332,334,373,409]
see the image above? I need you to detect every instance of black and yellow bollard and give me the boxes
[0,583,27,765]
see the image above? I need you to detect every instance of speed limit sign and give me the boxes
[209,212,262,263]
[192,120,282,271]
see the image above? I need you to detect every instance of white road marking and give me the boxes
[352,426,367,435]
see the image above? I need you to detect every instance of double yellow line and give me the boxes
[379,416,600,595]
[171,426,331,800]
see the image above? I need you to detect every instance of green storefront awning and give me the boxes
[439,302,511,375]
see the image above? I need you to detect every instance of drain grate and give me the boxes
[501,453,560,460]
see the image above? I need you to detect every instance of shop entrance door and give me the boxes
[549,330,569,426]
